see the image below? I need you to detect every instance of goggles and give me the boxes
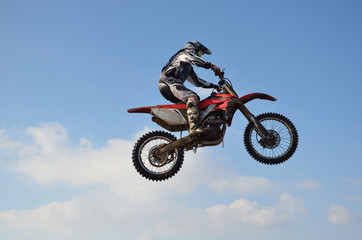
[197,50,204,57]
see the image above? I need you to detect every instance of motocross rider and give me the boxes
[158,41,221,134]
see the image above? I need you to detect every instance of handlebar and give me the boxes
[218,69,226,86]
[215,69,237,96]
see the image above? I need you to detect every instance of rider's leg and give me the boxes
[186,95,200,134]
[158,82,183,104]
[165,83,201,134]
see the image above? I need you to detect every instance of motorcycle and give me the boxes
[127,71,298,181]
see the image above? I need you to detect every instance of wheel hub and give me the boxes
[259,130,281,149]
[148,144,176,167]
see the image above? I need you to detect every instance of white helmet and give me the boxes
[184,41,212,56]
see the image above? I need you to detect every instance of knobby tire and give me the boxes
[132,130,184,181]
[244,112,298,165]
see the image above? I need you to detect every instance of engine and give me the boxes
[196,113,226,147]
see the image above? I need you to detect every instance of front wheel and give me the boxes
[244,113,298,165]
[132,131,184,181]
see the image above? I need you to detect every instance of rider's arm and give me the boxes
[179,50,221,88]
[186,51,221,75]
[182,51,212,69]
[186,67,218,89]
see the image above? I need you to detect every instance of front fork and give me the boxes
[236,100,270,139]
[222,82,270,140]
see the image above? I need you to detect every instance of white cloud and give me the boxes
[206,193,310,227]
[0,123,227,200]
[0,190,156,238]
[138,233,153,240]
[327,204,360,224]
[209,176,275,194]
[296,180,322,190]
[0,198,84,232]
[0,129,22,157]
[0,123,311,239]
[25,123,69,156]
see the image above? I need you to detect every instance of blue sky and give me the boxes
[0,0,361,239]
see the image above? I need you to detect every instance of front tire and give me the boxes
[244,113,298,165]
[132,131,184,181]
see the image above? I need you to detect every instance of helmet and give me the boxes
[184,41,212,57]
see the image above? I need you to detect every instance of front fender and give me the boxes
[239,93,277,104]
[226,93,276,127]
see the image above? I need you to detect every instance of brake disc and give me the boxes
[148,144,176,167]
[258,130,281,149]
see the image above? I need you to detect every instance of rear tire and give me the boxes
[244,113,298,165]
[132,131,184,181]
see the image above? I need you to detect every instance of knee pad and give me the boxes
[186,95,199,108]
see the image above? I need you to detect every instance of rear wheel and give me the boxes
[244,113,298,165]
[132,131,184,181]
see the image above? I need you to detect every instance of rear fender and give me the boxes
[127,106,153,114]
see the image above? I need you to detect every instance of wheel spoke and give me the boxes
[138,136,178,175]
[250,116,293,160]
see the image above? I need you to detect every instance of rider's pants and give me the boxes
[158,80,200,133]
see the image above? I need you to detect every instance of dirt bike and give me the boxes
[127,71,298,181]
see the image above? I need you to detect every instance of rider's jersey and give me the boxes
[159,48,213,88]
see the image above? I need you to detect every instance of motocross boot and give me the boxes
[186,96,201,135]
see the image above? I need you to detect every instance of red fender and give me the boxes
[127,106,153,114]
[239,93,276,104]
